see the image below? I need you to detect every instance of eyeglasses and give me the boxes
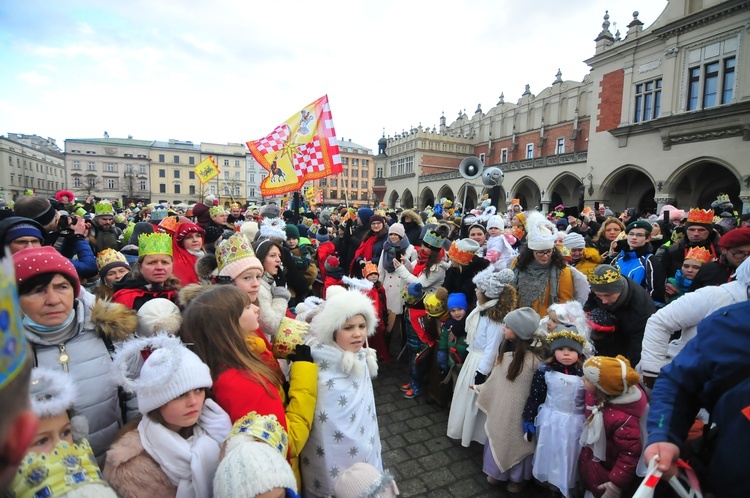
[534,250,553,256]
[729,250,750,258]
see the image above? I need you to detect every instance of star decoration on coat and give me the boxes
[329,466,340,478]
[348,446,359,458]
[316,445,325,457]
[333,430,345,443]
[371,412,376,422]
[366,404,372,414]
[319,359,330,371]
[369,436,375,446]
[359,425,365,436]
[315,342,324,350]
[338,395,348,407]
[351,380,360,390]
[318,411,329,424]
[349,413,356,424]
[301,455,310,467]
[326,378,336,390]
[314,478,322,490]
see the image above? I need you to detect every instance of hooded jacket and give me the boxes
[400,209,423,246]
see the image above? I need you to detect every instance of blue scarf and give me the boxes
[382,237,411,273]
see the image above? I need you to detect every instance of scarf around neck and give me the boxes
[138,398,231,498]
[382,237,410,273]
[515,260,561,309]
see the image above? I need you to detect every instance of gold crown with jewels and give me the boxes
[227,411,289,458]
[587,266,622,285]
[547,329,587,347]
[96,248,129,271]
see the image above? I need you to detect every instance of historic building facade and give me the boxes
[149,139,202,205]
[311,138,374,206]
[0,133,65,202]
[199,141,248,208]
[379,0,750,215]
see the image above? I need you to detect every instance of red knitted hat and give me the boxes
[13,246,80,297]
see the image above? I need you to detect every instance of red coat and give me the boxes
[212,367,287,428]
[578,386,647,496]
[316,241,336,280]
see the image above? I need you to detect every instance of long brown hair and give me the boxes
[497,333,548,381]
[181,286,282,392]
[592,217,626,243]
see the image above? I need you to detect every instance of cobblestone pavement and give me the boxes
[373,345,551,498]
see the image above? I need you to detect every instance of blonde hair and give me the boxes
[593,217,626,243]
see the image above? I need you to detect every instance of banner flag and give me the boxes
[247,95,342,197]
[194,156,220,184]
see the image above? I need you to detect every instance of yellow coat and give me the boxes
[282,360,318,491]
[574,247,602,277]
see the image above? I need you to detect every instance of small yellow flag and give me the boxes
[194,156,220,184]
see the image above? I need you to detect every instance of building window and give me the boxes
[159,184,166,193]
[722,57,735,104]
[249,188,255,197]
[189,171,195,180]
[341,157,349,165]
[159,154,165,162]
[88,162,96,170]
[174,155,179,164]
[361,180,368,189]
[376,166,383,178]
[107,179,115,189]
[361,168,368,177]
[224,186,230,195]
[500,148,508,163]
[139,181,146,190]
[73,177,81,187]
[556,137,565,154]
[210,186,216,195]
[479,153,486,164]
[139,165,147,174]
[330,190,337,199]
[106,163,115,172]
[159,169,166,178]
[125,164,133,172]
[330,179,338,187]
[124,153,133,158]
[363,159,369,166]
[525,144,534,159]
[174,170,180,179]
[174,184,181,194]
[686,38,737,111]
[223,172,229,180]
[189,185,196,195]
[73,160,80,170]
[351,192,358,200]
[88,177,97,187]
[352,158,359,166]
[351,180,358,188]
[223,159,229,167]
[235,160,240,167]
[234,186,241,196]
[634,79,662,122]
[249,173,255,182]
[351,169,358,177]
[189,157,195,165]
[234,171,240,180]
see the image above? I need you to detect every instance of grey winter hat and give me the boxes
[563,232,586,250]
[503,307,540,340]
[472,268,514,299]
[548,325,585,355]
[259,203,281,219]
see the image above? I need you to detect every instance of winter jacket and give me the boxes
[400,210,423,247]
[103,428,178,498]
[192,201,211,227]
[394,260,449,294]
[647,300,750,498]
[587,277,655,366]
[688,257,736,290]
[611,242,666,304]
[378,240,417,314]
[60,237,98,279]
[257,275,292,340]
[572,246,602,276]
[112,274,179,311]
[25,290,128,462]
[579,386,647,496]
[316,240,336,280]
[639,280,748,376]
[443,256,490,309]
[660,236,721,279]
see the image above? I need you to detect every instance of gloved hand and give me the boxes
[598,482,621,498]
[436,351,448,374]
[522,421,536,442]
[273,266,287,287]
[474,371,487,385]
[288,344,313,363]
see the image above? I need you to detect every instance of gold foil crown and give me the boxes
[227,411,289,457]
[587,266,622,285]
[96,248,129,271]
[547,329,587,348]
[10,440,104,497]
[684,246,713,264]
[138,233,173,257]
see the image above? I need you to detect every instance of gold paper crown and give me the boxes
[684,246,713,264]
[209,206,226,217]
[10,440,104,498]
[217,234,257,273]
[363,262,379,278]
[93,201,114,216]
[96,248,129,271]
[424,293,448,317]
[448,241,474,266]
[227,411,289,457]
[547,329,587,348]
[587,266,622,285]
[716,193,730,203]
[686,208,714,225]
[138,233,173,257]
[230,202,241,209]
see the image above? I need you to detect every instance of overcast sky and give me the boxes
[1,1,667,152]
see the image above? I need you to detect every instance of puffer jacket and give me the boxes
[639,280,748,376]
[25,290,126,462]
[103,428,177,498]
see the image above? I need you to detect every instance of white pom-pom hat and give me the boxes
[29,367,77,418]
[525,210,558,251]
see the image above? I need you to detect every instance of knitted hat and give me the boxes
[358,207,374,225]
[556,218,569,229]
[240,220,259,242]
[586,308,617,334]
[718,227,750,248]
[447,292,468,311]
[588,264,626,294]
[388,223,406,239]
[325,255,341,273]
[486,215,505,231]
[424,287,448,318]
[504,307,540,340]
[563,232,586,250]
[363,262,379,278]
[472,267,514,299]
[583,355,639,396]
[625,219,652,234]
[175,222,205,245]
[214,437,297,497]
[29,367,77,418]
[4,222,43,244]
[114,334,213,414]
[259,203,281,219]
[316,227,330,243]
[282,210,294,221]
[136,298,182,337]
[333,462,400,498]
[310,287,377,346]
[369,214,386,226]
[401,282,425,306]
[128,222,154,246]
[319,209,332,226]
[96,248,130,279]
[218,233,264,280]
[547,325,586,355]
[525,211,557,251]
[448,239,480,265]
[259,217,287,241]
[203,224,224,245]
[13,246,80,298]
[285,223,300,240]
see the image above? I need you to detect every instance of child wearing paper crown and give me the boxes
[8,368,119,497]
[578,355,647,498]
[474,307,547,494]
[522,326,587,498]
[665,246,712,302]
[301,286,382,498]
[447,268,517,448]
[104,335,232,498]
[437,292,469,378]
[358,262,391,362]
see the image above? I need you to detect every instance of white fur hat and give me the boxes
[310,287,378,345]
[29,367,77,418]
[333,462,400,498]
[259,217,287,240]
[472,267,515,299]
[214,439,297,497]
[136,298,182,337]
[486,215,505,231]
[525,210,558,251]
[114,334,212,414]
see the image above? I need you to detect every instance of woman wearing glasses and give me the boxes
[511,211,574,316]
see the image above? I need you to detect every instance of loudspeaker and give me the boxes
[459,156,484,180]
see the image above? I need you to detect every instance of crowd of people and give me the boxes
[0,190,748,498]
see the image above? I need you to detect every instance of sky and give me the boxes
[1,1,668,153]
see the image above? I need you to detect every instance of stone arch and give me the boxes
[401,189,414,210]
[420,187,435,209]
[599,165,656,215]
[388,189,399,209]
[546,172,583,210]
[437,185,454,203]
[458,185,478,211]
[509,176,542,211]
[663,157,742,209]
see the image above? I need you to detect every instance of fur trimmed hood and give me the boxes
[178,283,214,308]
[195,253,218,280]
[399,209,423,226]
[310,287,378,345]
[91,299,137,341]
